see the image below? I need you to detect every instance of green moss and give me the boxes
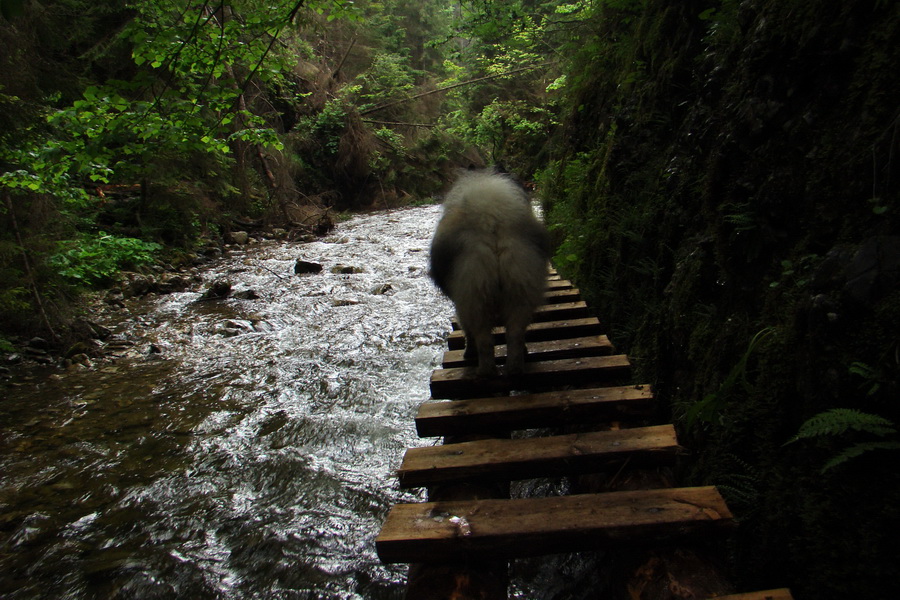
[542,0,900,597]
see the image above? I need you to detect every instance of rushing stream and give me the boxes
[1,205,455,599]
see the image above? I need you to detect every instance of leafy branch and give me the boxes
[359,62,552,116]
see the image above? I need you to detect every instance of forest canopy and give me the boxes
[0,0,569,344]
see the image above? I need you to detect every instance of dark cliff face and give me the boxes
[541,1,900,597]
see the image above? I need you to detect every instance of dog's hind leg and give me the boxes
[464,331,478,360]
[504,316,529,376]
[471,326,497,377]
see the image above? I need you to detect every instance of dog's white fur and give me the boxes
[430,169,549,377]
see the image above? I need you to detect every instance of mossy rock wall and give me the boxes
[541,1,900,597]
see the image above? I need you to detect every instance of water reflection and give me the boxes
[1,205,449,599]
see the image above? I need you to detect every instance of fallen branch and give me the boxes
[3,190,59,342]
[362,119,436,128]
[332,37,357,80]
[360,62,552,116]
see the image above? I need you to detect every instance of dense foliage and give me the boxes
[0,0,552,346]
[538,1,900,597]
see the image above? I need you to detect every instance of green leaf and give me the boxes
[821,441,900,472]
[788,408,896,444]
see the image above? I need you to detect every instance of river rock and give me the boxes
[104,288,125,307]
[67,354,94,370]
[197,279,232,301]
[157,274,190,294]
[294,259,323,275]
[812,236,900,307]
[200,246,222,260]
[217,320,252,337]
[26,337,50,350]
[844,236,900,306]
[232,289,260,300]
[228,231,250,245]
[332,298,360,307]
[331,264,364,274]
[121,273,156,297]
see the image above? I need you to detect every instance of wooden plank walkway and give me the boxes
[446,316,604,349]
[396,424,681,488]
[378,486,733,564]
[376,272,785,599]
[441,334,615,368]
[415,384,653,437]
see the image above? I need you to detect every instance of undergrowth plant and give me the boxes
[685,327,776,428]
[786,408,900,472]
[49,233,161,286]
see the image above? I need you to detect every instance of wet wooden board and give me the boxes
[451,301,591,330]
[715,590,794,600]
[544,288,581,304]
[415,385,653,437]
[376,486,735,564]
[447,317,603,350]
[546,279,574,291]
[534,300,590,322]
[430,355,632,399]
[441,335,614,369]
[397,425,680,488]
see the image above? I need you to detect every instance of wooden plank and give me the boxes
[416,385,653,437]
[376,486,735,563]
[447,317,603,350]
[546,279,573,291]
[397,425,680,488]
[430,355,632,399]
[442,335,614,369]
[534,300,590,322]
[451,301,591,330]
[713,590,794,600]
[544,288,581,304]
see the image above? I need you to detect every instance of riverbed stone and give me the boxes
[331,264,364,274]
[197,279,232,301]
[157,274,190,294]
[294,259,323,274]
[232,289,260,300]
[121,273,156,297]
[228,231,250,245]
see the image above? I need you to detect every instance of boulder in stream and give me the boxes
[228,231,250,245]
[196,279,232,302]
[232,289,260,300]
[331,264,364,275]
[294,259,323,275]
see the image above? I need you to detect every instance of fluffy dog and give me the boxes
[430,169,550,377]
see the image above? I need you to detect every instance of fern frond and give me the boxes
[787,408,896,444]
[821,441,900,472]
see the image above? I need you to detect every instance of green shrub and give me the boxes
[49,232,161,286]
